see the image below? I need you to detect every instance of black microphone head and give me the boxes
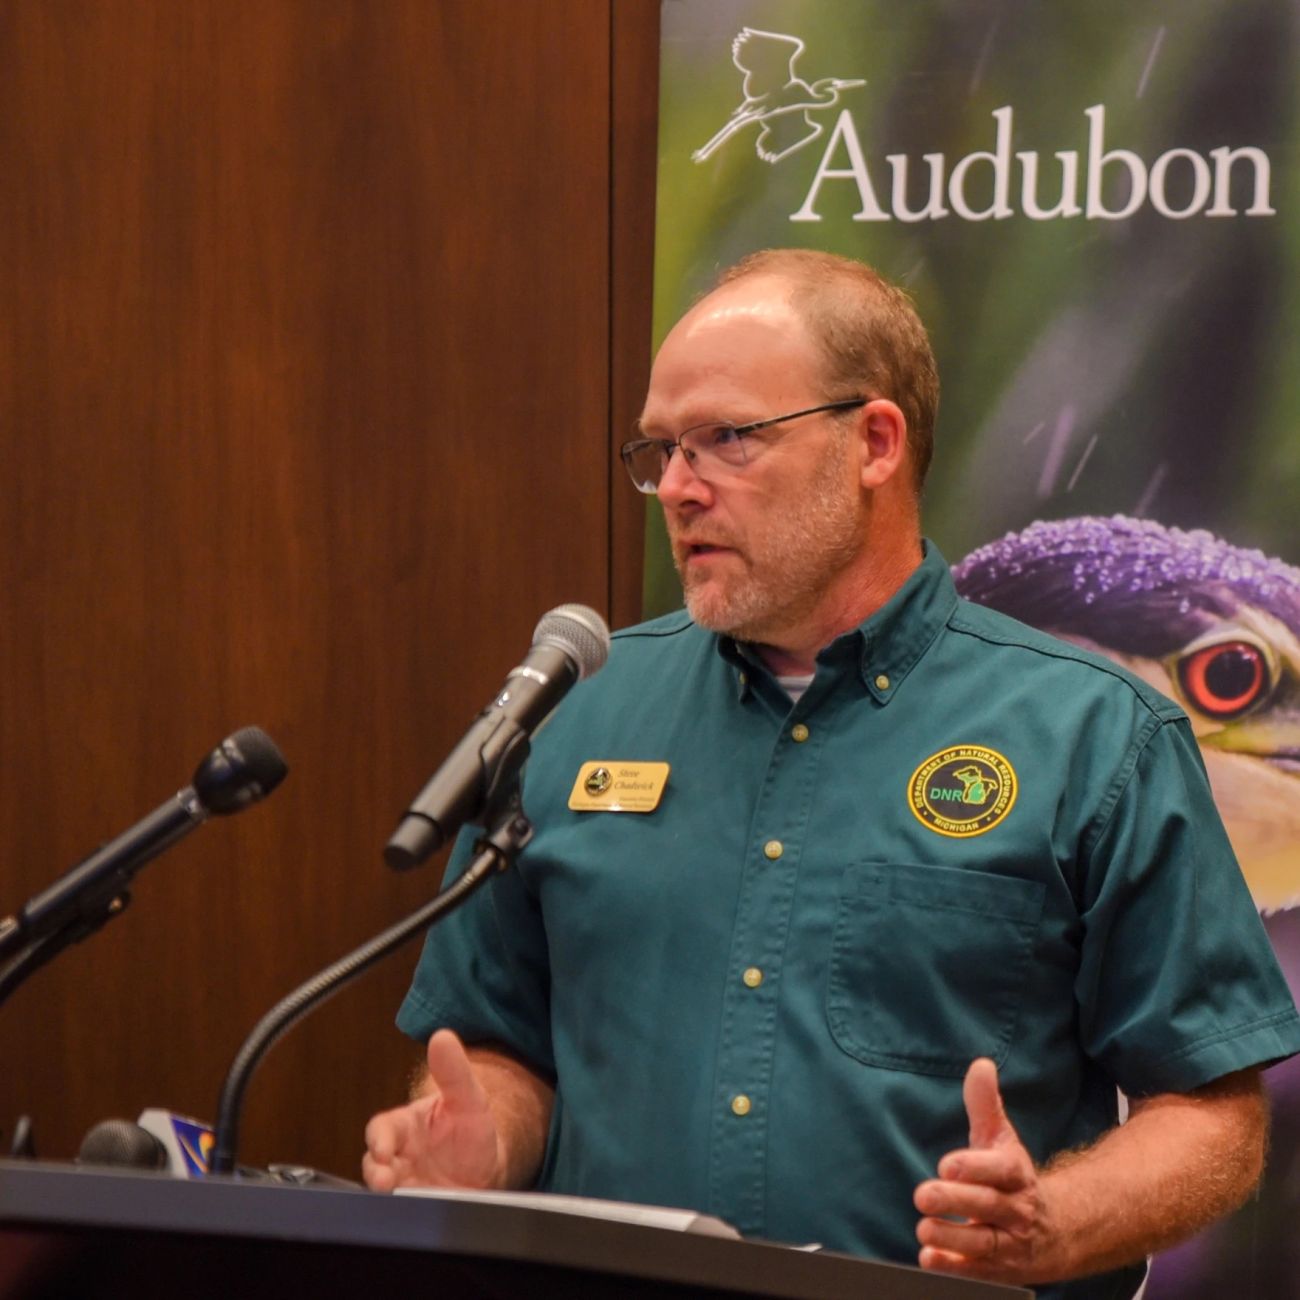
[78,1119,167,1170]
[192,726,288,815]
[533,604,610,681]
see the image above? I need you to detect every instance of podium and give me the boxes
[0,1160,1031,1299]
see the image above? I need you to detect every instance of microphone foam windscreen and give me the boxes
[225,727,289,793]
[195,726,288,814]
[78,1119,167,1170]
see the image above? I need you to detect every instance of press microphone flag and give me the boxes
[77,1111,358,1186]
[384,604,610,870]
[78,1110,214,1177]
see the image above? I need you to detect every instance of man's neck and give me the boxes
[750,537,924,677]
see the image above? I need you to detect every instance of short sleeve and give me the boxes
[396,823,557,1079]
[1075,716,1300,1095]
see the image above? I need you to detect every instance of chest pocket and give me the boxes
[827,862,1045,1078]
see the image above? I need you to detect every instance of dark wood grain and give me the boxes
[0,0,657,1178]
[609,0,660,629]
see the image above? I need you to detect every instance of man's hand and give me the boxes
[913,1058,1060,1284]
[362,1029,504,1192]
[914,1059,1268,1287]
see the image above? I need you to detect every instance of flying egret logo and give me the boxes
[909,746,1017,838]
[692,28,865,165]
[692,29,1275,223]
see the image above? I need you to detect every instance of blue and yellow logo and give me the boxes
[909,745,1017,837]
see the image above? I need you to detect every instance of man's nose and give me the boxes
[656,446,714,511]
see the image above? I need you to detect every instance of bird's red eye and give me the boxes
[1177,642,1269,719]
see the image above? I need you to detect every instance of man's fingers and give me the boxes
[362,1113,412,1191]
[918,1242,1006,1280]
[963,1057,1010,1149]
[935,1145,1032,1191]
[361,1150,398,1192]
[919,1244,976,1275]
[364,1105,412,1163]
[914,1179,1035,1232]
[917,1215,1006,1259]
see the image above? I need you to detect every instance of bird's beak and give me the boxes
[1201,706,1300,774]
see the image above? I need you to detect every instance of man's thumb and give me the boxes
[426,1029,485,1114]
[963,1057,1013,1149]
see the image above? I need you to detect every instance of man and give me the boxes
[364,250,1300,1298]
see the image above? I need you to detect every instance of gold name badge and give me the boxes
[568,761,670,813]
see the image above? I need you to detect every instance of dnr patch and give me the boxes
[908,745,1017,838]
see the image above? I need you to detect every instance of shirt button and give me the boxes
[791,723,810,742]
[874,673,891,691]
[731,1095,752,1116]
[763,840,783,860]
[742,967,763,988]
[738,671,748,686]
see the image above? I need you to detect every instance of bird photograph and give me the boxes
[953,515,1300,913]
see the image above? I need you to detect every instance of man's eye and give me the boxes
[708,425,746,448]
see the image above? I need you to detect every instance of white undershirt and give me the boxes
[776,672,815,702]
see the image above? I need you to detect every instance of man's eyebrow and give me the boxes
[632,414,671,438]
[635,410,724,438]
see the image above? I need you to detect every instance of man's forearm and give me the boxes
[1036,1069,1267,1281]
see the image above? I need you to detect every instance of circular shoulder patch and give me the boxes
[908,745,1017,838]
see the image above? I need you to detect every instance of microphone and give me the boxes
[78,1111,359,1186]
[78,1118,169,1171]
[78,1110,212,1176]
[212,610,605,1173]
[0,727,288,961]
[384,604,610,870]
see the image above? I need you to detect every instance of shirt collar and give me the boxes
[716,541,957,705]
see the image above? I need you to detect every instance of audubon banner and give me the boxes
[651,1,1300,1293]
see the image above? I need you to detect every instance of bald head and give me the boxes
[713,250,939,490]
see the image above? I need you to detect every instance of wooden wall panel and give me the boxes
[0,0,658,1177]
[610,0,658,628]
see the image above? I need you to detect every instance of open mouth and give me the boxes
[680,542,731,562]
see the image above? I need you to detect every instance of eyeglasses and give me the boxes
[620,398,867,494]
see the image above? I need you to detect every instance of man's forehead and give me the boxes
[639,282,818,430]
[658,282,815,383]
[678,276,798,336]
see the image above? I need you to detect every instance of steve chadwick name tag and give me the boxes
[568,762,670,813]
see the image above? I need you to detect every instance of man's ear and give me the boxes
[856,398,909,490]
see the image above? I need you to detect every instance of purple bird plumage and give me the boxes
[952,515,1300,659]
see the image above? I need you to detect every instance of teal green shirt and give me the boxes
[399,544,1300,1300]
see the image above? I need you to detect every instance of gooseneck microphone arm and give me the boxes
[211,604,611,1176]
[209,790,533,1176]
